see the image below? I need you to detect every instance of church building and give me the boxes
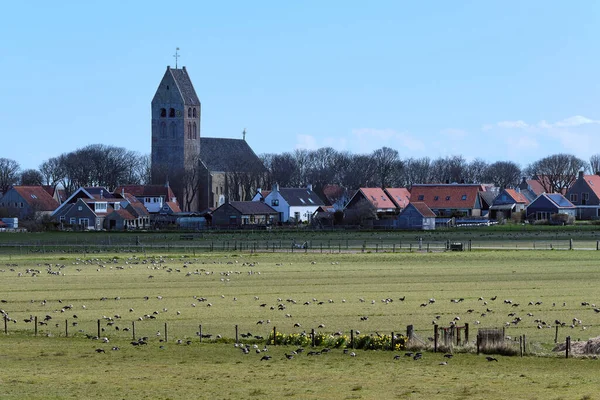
[150,65,265,212]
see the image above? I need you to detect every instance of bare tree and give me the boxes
[181,153,202,212]
[260,152,297,188]
[372,147,401,188]
[0,158,20,194]
[430,155,467,184]
[306,147,338,194]
[485,161,521,189]
[463,159,489,184]
[526,153,586,193]
[338,153,376,189]
[401,157,432,186]
[589,154,600,175]
[39,157,65,187]
[20,169,44,186]
[292,149,311,187]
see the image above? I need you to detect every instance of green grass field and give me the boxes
[1,250,599,399]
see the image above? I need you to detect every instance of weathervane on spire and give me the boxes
[243,128,247,141]
[174,47,180,68]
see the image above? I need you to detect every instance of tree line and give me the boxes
[1,145,598,201]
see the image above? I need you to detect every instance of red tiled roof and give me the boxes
[583,175,600,200]
[128,202,149,217]
[409,202,436,217]
[112,208,135,220]
[165,201,181,213]
[385,188,411,209]
[504,189,530,205]
[0,221,6,228]
[229,201,278,215]
[355,188,397,210]
[409,184,480,209]
[11,186,59,211]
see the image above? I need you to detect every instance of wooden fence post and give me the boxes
[555,325,559,343]
[407,325,414,340]
[476,335,480,355]
[311,328,315,347]
[3,315,7,334]
[434,325,438,352]
[523,335,526,355]
[35,316,38,336]
[199,324,203,342]
[519,336,523,357]
[97,319,101,337]
[65,319,68,337]
[164,322,168,342]
[350,329,354,349]
[235,325,238,344]
[566,336,571,358]
[132,321,135,340]
[464,323,469,344]
[391,332,395,351]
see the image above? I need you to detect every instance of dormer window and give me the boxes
[461,195,467,200]
[418,195,424,201]
[446,196,451,200]
[271,199,279,206]
[95,202,107,212]
[434,196,439,201]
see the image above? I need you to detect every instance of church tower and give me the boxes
[151,66,201,208]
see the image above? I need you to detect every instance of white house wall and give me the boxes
[289,206,319,222]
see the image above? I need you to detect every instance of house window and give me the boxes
[95,202,107,212]
[461,195,467,200]
[271,199,279,206]
[70,217,76,224]
[145,198,151,203]
[59,216,65,222]
[169,108,175,118]
[434,196,439,201]
[187,122,192,139]
[193,122,197,139]
[160,108,166,117]
[294,212,301,221]
[19,202,24,208]
[77,206,82,211]
[188,107,192,118]
[114,203,120,210]
[570,194,578,203]
[446,196,451,201]
[79,218,89,227]
[417,195,424,201]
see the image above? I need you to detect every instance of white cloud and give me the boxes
[351,128,425,153]
[551,115,600,128]
[294,134,319,150]
[497,120,530,129]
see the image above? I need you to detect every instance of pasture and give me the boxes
[1,249,600,399]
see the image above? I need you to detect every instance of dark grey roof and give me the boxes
[278,188,325,207]
[200,138,265,172]
[479,191,498,207]
[230,201,278,215]
[170,67,200,106]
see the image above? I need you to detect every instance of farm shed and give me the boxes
[395,202,436,230]
[565,171,600,220]
[212,201,279,228]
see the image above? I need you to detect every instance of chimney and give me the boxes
[257,187,262,194]
[578,171,584,180]
[307,184,313,191]
[100,189,104,199]
[121,188,125,197]
[272,183,279,192]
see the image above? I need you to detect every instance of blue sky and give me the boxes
[1,1,599,170]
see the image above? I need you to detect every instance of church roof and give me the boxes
[200,138,265,173]
[170,67,200,106]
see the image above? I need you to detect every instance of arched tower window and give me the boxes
[160,108,166,118]
[193,108,197,118]
[169,108,175,118]
[160,122,167,139]
[170,122,177,139]
[188,108,192,118]
[193,122,197,139]
[187,122,192,139]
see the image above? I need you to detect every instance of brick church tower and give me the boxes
[151,66,201,210]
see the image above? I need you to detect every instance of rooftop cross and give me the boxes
[173,47,180,69]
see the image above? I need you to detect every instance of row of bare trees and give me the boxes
[259,148,593,193]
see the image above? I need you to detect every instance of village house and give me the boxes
[526,193,576,223]
[253,184,324,223]
[0,186,59,220]
[345,188,398,218]
[395,202,436,230]
[113,184,179,214]
[565,171,600,220]
[489,188,530,220]
[408,184,487,217]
